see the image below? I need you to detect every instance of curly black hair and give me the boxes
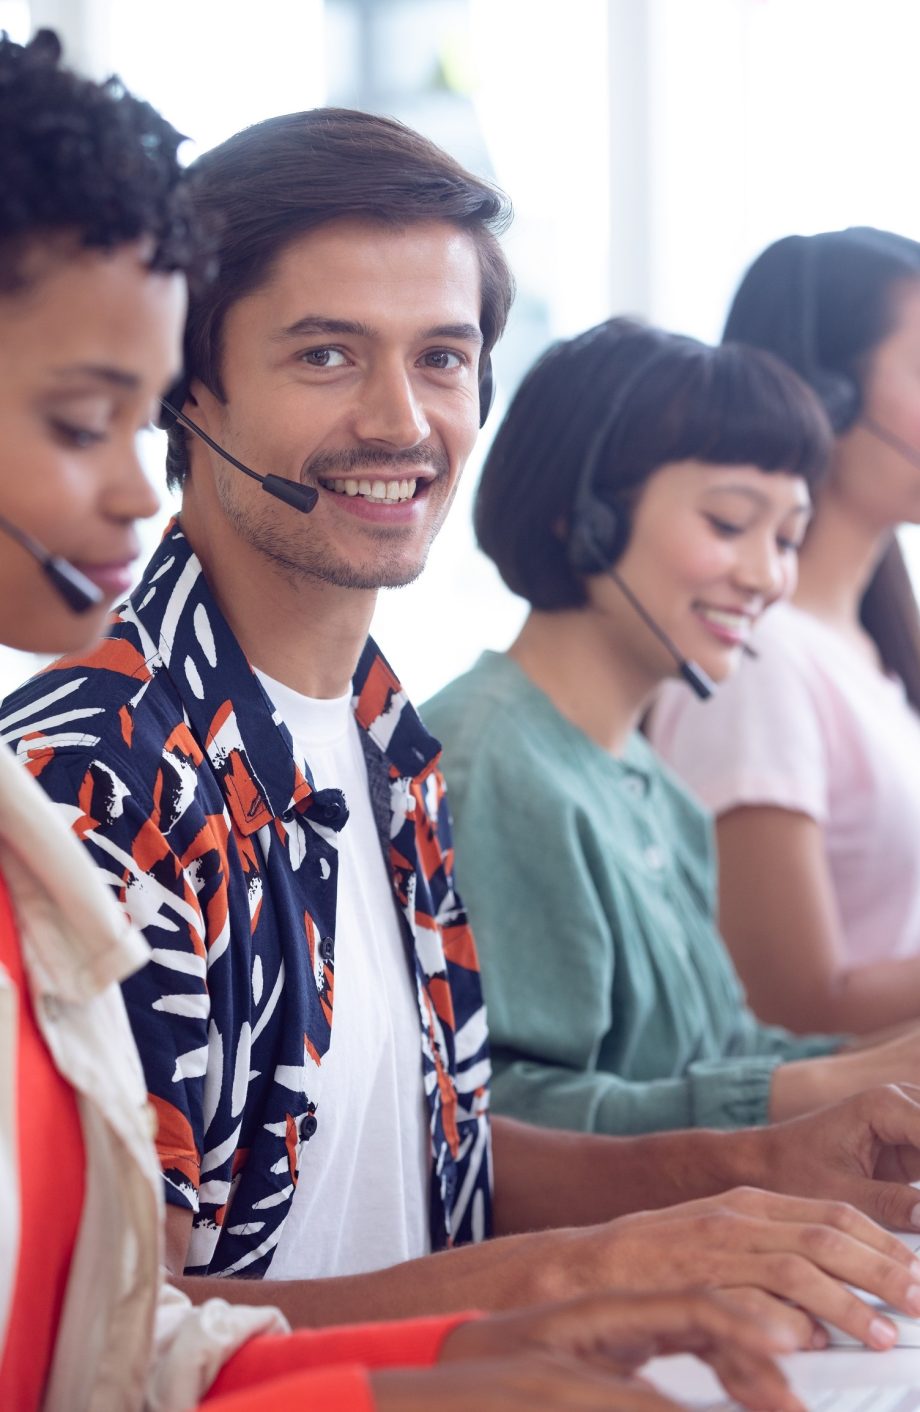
[0,28,209,291]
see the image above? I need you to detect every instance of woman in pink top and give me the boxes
[651,228,920,1036]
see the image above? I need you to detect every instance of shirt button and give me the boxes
[643,845,666,873]
[319,936,335,963]
[623,775,646,799]
[300,1113,318,1142]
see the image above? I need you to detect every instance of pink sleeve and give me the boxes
[649,625,829,824]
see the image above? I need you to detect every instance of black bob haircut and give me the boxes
[475,317,832,610]
[164,107,514,489]
[0,28,208,291]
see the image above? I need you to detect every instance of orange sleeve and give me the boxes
[205,1312,479,1406]
[200,1364,374,1412]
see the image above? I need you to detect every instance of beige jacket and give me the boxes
[0,742,286,1412]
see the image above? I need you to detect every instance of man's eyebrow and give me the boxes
[49,364,140,389]
[275,316,483,345]
[425,322,483,345]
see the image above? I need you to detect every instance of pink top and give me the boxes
[650,601,920,968]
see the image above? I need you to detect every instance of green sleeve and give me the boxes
[441,733,789,1133]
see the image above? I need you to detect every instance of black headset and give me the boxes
[159,353,496,436]
[566,334,674,576]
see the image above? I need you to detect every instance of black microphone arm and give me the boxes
[607,567,716,702]
[0,511,102,613]
[160,400,319,513]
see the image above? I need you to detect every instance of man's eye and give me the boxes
[300,348,348,368]
[421,350,464,370]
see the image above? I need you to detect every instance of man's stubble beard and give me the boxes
[217,479,444,591]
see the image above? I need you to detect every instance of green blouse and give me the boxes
[423,651,839,1134]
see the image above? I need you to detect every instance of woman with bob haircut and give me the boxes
[652,228,920,1036]
[0,30,816,1412]
[425,315,920,1139]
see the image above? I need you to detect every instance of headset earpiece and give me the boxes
[478,356,495,427]
[567,500,628,576]
[811,368,860,433]
[566,336,674,577]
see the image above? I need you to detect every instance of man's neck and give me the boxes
[179,495,376,700]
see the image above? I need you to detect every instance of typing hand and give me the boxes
[542,1187,920,1351]
[438,1289,804,1411]
[751,1084,920,1224]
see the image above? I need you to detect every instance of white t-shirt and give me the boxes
[254,670,430,1279]
[650,601,920,967]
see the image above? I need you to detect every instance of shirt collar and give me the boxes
[128,522,439,835]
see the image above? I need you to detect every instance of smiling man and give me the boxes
[11,109,920,1348]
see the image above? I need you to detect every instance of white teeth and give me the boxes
[321,476,418,503]
[700,608,749,633]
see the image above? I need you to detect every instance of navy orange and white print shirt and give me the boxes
[0,521,492,1277]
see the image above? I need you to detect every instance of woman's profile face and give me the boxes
[837,277,920,528]
[0,237,185,653]
[596,460,811,687]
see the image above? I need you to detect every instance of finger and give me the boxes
[703,1345,806,1412]
[554,1288,800,1366]
[688,1200,920,1317]
[732,1250,909,1350]
[511,1355,690,1411]
[839,1174,920,1234]
[718,1185,920,1262]
[723,1286,821,1349]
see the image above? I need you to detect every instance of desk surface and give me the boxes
[647,1346,920,1406]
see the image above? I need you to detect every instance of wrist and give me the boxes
[768,1054,837,1122]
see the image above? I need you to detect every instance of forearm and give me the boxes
[490,1114,754,1233]
[171,1232,565,1324]
[780,958,920,1037]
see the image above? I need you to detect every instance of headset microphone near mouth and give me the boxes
[0,511,103,613]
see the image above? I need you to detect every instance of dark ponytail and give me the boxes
[724,227,920,710]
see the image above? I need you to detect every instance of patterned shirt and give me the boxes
[0,522,492,1276]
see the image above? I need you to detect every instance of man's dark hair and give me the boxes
[475,316,831,610]
[164,107,514,488]
[0,28,207,289]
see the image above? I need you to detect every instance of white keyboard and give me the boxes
[703,1392,920,1411]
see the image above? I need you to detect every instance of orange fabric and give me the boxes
[0,869,86,1412]
[206,1312,477,1408]
[203,1364,374,1412]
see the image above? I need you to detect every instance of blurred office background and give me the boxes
[2,0,919,701]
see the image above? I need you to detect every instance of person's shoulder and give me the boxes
[1,618,179,782]
[424,652,533,760]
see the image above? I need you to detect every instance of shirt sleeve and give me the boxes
[206,1313,478,1396]
[29,750,216,1211]
[152,1278,477,1411]
[649,627,830,824]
